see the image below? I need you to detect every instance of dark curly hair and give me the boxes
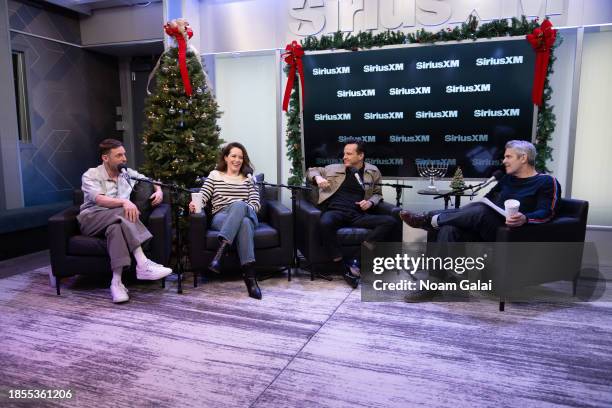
[215,142,254,176]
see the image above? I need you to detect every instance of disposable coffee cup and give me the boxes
[191,192,203,213]
[504,199,520,218]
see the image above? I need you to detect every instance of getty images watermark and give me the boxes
[360,242,606,303]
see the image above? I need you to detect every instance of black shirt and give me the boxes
[326,167,365,213]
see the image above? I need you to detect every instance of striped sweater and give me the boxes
[199,170,260,215]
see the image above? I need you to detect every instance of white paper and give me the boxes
[477,197,507,217]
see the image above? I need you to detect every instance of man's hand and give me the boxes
[150,189,163,206]
[315,176,330,190]
[356,200,373,211]
[123,200,140,222]
[506,212,527,227]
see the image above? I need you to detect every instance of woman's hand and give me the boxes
[188,200,196,213]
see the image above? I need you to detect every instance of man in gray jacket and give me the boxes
[307,141,397,286]
[78,139,172,303]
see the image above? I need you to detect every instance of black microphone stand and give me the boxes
[431,177,498,206]
[256,180,311,281]
[125,175,192,294]
[364,182,413,207]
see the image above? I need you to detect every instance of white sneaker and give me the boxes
[110,282,129,303]
[136,259,173,280]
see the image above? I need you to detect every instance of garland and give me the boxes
[285,15,558,185]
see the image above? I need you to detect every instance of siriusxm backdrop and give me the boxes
[301,38,535,178]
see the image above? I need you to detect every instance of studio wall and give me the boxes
[7,0,121,207]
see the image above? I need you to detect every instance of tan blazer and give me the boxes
[306,163,384,206]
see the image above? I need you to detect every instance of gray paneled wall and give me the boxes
[7,0,120,206]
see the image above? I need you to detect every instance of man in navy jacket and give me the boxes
[400,140,561,242]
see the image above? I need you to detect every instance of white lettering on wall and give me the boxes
[288,0,564,37]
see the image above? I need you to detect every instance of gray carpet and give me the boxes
[0,266,611,408]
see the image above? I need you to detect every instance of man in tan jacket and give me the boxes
[307,141,397,287]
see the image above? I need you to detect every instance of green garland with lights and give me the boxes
[285,15,558,185]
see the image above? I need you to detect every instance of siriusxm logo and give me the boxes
[338,135,376,143]
[367,158,404,165]
[474,109,520,117]
[312,66,351,76]
[473,158,502,166]
[445,134,489,142]
[337,89,376,98]
[415,110,458,119]
[446,84,491,93]
[415,158,457,166]
[389,86,431,96]
[364,112,404,120]
[416,59,460,70]
[390,134,430,143]
[476,56,524,66]
[363,63,404,73]
[314,113,351,121]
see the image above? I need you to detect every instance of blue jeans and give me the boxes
[211,201,258,266]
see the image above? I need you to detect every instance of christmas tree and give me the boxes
[450,167,466,191]
[141,19,222,189]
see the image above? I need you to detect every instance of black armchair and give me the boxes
[188,179,293,283]
[48,186,172,295]
[296,192,403,280]
[427,198,589,310]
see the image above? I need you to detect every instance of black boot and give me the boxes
[343,258,360,289]
[208,240,229,274]
[242,263,262,300]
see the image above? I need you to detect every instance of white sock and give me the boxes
[133,247,148,266]
[111,268,123,286]
[431,214,440,229]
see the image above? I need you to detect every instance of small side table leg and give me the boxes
[455,196,461,209]
[444,196,450,209]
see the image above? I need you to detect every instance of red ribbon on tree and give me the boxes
[282,41,305,111]
[526,19,556,106]
[164,19,194,97]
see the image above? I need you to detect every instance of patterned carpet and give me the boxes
[0,266,611,408]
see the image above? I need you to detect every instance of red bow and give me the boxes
[526,19,556,106]
[282,41,305,112]
[164,21,194,96]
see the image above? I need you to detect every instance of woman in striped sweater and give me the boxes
[189,142,262,299]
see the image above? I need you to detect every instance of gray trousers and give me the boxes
[78,208,153,270]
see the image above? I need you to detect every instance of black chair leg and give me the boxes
[161,277,166,289]
[56,277,61,296]
[573,276,578,296]
[194,269,198,287]
[499,300,505,312]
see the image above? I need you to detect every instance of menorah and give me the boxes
[416,160,449,192]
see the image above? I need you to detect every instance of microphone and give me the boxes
[467,170,503,194]
[348,167,365,189]
[480,170,504,188]
[246,173,259,186]
[117,163,130,180]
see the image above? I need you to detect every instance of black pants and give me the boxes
[427,203,503,281]
[433,202,504,242]
[319,209,397,259]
